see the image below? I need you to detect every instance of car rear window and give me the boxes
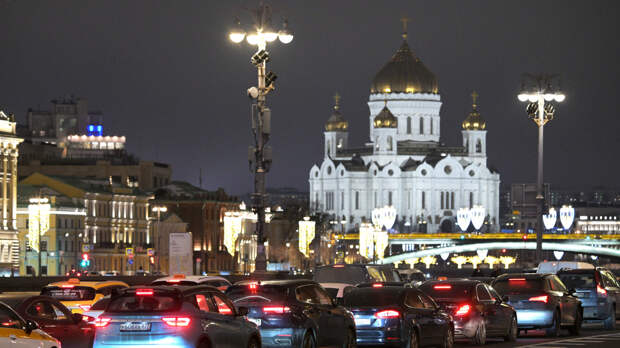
[41,286,96,301]
[90,297,110,310]
[558,273,596,289]
[151,280,198,286]
[419,283,473,301]
[344,289,403,307]
[493,279,544,294]
[107,294,180,313]
[226,285,289,304]
[314,265,400,284]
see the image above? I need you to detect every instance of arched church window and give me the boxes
[387,136,393,151]
[476,139,482,153]
[430,119,433,135]
[407,117,412,134]
[337,138,343,149]
[327,140,331,155]
[419,117,424,135]
[375,137,380,150]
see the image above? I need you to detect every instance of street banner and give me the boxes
[169,233,192,275]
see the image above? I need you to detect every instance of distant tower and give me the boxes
[462,91,487,164]
[373,101,398,156]
[324,93,348,158]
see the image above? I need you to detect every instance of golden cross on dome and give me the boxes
[333,93,341,110]
[401,16,410,39]
[471,90,479,107]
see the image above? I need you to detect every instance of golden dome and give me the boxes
[462,91,486,130]
[325,93,349,132]
[373,102,398,128]
[370,39,438,95]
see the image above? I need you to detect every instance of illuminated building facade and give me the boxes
[0,109,23,271]
[309,29,500,234]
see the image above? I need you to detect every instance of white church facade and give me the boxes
[308,29,500,234]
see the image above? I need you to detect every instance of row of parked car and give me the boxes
[0,263,618,348]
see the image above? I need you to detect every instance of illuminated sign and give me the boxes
[559,205,575,230]
[456,208,471,231]
[28,198,50,252]
[476,249,488,260]
[371,206,396,231]
[87,124,103,136]
[359,222,388,260]
[470,205,485,230]
[298,218,315,257]
[543,208,557,230]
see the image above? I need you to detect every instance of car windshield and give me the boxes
[314,265,400,284]
[344,289,403,307]
[558,273,596,289]
[419,283,472,302]
[107,294,180,313]
[226,285,289,304]
[41,286,96,301]
[493,279,544,294]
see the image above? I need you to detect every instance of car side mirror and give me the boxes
[25,319,38,333]
[72,313,83,324]
[237,306,249,316]
[502,295,510,302]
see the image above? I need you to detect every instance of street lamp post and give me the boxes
[517,74,565,260]
[229,3,293,272]
[152,205,168,273]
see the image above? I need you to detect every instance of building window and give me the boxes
[388,191,393,206]
[327,140,331,156]
[422,191,426,210]
[451,192,455,209]
[355,191,360,210]
[341,191,344,210]
[407,117,412,134]
[374,191,377,208]
[419,117,424,135]
[469,192,474,208]
[441,192,444,209]
[476,139,482,153]
[326,192,334,210]
[407,191,411,209]
[430,119,433,135]
[387,136,393,151]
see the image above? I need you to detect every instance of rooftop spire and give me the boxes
[471,90,479,109]
[462,91,486,130]
[333,93,341,111]
[400,16,410,40]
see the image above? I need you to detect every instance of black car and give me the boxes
[226,280,356,348]
[558,267,620,329]
[344,286,453,347]
[492,273,582,336]
[419,280,517,344]
[314,264,401,285]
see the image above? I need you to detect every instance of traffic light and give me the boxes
[80,253,90,268]
[149,256,155,264]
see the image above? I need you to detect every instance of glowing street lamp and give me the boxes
[484,255,499,268]
[517,73,564,260]
[451,255,468,269]
[421,255,437,269]
[468,255,483,269]
[499,256,516,269]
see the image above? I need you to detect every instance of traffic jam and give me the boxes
[1,263,619,348]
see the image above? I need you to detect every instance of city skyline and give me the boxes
[0,1,618,195]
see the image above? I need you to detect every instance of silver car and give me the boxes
[492,273,582,337]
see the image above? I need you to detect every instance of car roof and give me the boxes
[45,280,129,288]
[232,279,317,288]
[495,273,549,280]
[348,286,409,295]
[422,279,482,286]
[154,275,229,282]
[122,284,220,295]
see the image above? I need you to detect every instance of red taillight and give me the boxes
[597,285,607,296]
[433,284,452,290]
[62,285,75,288]
[263,306,291,314]
[162,316,191,327]
[509,278,526,282]
[375,310,400,319]
[529,295,548,303]
[219,308,233,315]
[249,282,258,290]
[94,317,111,327]
[333,264,345,268]
[454,304,471,317]
[136,289,154,296]
[82,315,95,323]
[372,283,383,288]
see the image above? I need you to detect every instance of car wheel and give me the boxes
[408,328,419,348]
[441,326,454,348]
[504,315,518,342]
[472,322,486,345]
[568,307,582,336]
[603,305,616,330]
[545,310,561,337]
[342,328,356,348]
[302,331,316,348]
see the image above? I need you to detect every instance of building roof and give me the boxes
[153,181,238,202]
[20,172,150,198]
[373,103,398,128]
[370,37,438,95]
[325,93,348,132]
[462,91,487,130]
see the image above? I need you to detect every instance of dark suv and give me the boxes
[558,267,620,329]
[314,264,401,285]
[226,280,356,348]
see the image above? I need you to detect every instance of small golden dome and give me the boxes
[325,93,349,132]
[462,91,486,130]
[374,101,398,128]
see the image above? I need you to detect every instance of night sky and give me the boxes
[1,1,618,195]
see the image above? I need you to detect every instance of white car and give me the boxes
[151,274,232,291]
[0,302,60,348]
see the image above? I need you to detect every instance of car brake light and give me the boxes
[167,279,181,283]
[136,289,154,296]
[94,317,111,327]
[433,284,452,290]
[375,310,400,319]
[509,278,526,282]
[372,283,383,288]
[79,305,91,311]
[333,264,345,268]
[249,282,258,290]
[263,306,291,314]
[597,285,607,296]
[62,285,75,288]
[529,295,548,303]
[162,316,191,327]
[454,304,471,317]
[82,315,95,323]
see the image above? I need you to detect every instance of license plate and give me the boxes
[120,322,151,332]
[247,318,261,326]
[355,318,371,326]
